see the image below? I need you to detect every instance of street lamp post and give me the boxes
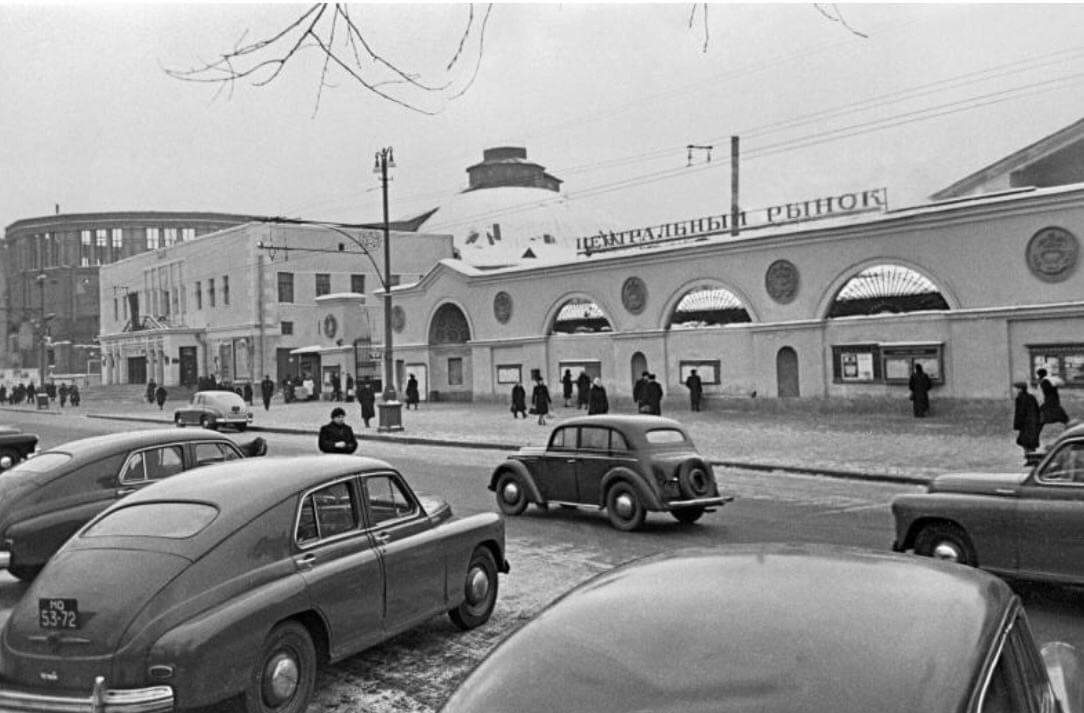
[36,273,46,384]
[373,147,403,432]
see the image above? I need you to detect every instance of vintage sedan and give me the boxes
[0,455,509,713]
[490,415,732,530]
[173,389,253,431]
[0,426,38,470]
[892,421,1084,583]
[0,429,266,581]
[442,544,1082,713]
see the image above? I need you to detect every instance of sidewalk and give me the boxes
[44,388,1035,485]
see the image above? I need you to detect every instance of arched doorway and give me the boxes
[429,303,472,401]
[630,352,647,393]
[776,347,799,398]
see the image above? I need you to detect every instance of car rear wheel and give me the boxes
[606,482,646,531]
[677,461,712,498]
[495,472,528,516]
[914,523,976,566]
[0,448,19,469]
[671,507,705,525]
[449,547,499,630]
[173,414,184,428]
[245,621,316,713]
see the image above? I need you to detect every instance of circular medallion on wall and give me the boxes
[493,291,513,324]
[391,305,406,333]
[765,259,800,304]
[621,276,648,315]
[1026,226,1078,282]
[322,314,338,339]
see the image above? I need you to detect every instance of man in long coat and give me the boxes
[357,381,376,428]
[587,377,609,415]
[1013,382,1041,455]
[576,371,591,409]
[260,375,275,411]
[642,373,663,415]
[510,382,527,419]
[908,364,932,417]
[532,378,551,426]
[685,370,703,412]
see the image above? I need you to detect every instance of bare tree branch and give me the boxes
[447,4,475,71]
[448,3,493,100]
[813,3,869,38]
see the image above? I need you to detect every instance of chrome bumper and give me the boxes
[666,495,735,509]
[0,677,172,713]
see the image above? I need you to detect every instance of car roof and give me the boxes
[551,414,688,431]
[1057,421,1084,441]
[45,429,234,459]
[443,543,1014,713]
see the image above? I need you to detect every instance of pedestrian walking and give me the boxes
[510,381,528,419]
[154,384,168,410]
[357,380,376,428]
[576,370,591,409]
[908,364,932,417]
[633,371,650,411]
[68,384,80,407]
[0,385,6,404]
[45,381,56,403]
[331,373,343,402]
[405,374,420,410]
[1013,381,1041,456]
[642,373,663,415]
[685,369,703,411]
[242,381,254,406]
[587,377,609,415]
[318,407,358,454]
[58,383,68,408]
[26,382,36,404]
[146,380,156,405]
[532,377,551,426]
[260,375,275,411]
[1037,368,1070,438]
[562,369,574,407]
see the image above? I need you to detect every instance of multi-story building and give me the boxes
[2,211,257,376]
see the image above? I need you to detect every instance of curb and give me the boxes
[83,412,931,486]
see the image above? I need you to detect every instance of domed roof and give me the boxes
[417,148,618,268]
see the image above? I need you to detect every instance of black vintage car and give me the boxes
[0,426,38,471]
[0,429,266,580]
[489,415,732,530]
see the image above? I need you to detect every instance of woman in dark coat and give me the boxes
[908,364,932,417]
[357,381,376,428]
[154,384,168,410]
[587,377,609,415]
[1037,368,1069,433]
[562,369,573,407]
[510,382,527,419]
[532,378,551,426]
[405,374,420,410]
[1013,382,1041,455]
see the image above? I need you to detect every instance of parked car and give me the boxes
[441,544,1083,713]
[490,415,732,530]
[0,429,266,581]
[0,426,38,470]
[173,389,253,431]
[0,454,509,713]
[892,421,1084,583]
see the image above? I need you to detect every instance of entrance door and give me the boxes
[776,347,800,397]
[630,352,647,392]
[127,357,147,385]
[178,347,198,387]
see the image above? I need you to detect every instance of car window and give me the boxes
[580,426,609,451]
[549,427,573,450]
[363,475,416,525]
[644,428,688,445]
[610,430,629,451]
[83,502,218,539]
[1038,441,1084,484]
[1010,614,1059,713]
[120,452,146,483]
[144,446,185,480]
[296,480,358,545]
[980,615,1047,713]
[193,442,240,467]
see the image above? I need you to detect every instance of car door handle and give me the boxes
[565,458,578,463]
[116,488,137,497]
[995,488,1016,496]
[296,553,316,570]
[373,531,391,545]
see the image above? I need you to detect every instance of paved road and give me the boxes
[2,414,1082,712]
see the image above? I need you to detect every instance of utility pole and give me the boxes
[374,147,403,432]
[36,273,46,384]
[731,135,740,237]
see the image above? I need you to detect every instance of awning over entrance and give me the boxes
[290,345,324,355]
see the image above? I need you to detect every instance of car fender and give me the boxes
[489,460,544,505]
[892,492,1015,566]
[600,467,662,510]
[144,574,318,709]
[6,499,113,567]
[432,512,509,606]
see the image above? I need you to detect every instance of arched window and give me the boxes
[669,286,751,329]
[552,299,613,334]
[428,303,471,344]
[828,264,948,318]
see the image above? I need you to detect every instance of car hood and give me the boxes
[3,546,190,685]
[512,447,548,457]
[928,471,1027,495]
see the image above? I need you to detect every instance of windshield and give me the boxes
[83,502,218,539]
[5,453,71,473]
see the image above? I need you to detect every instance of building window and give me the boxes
[389,274,402,287]
[1029,344,1084,389]
[81,229,91,266]
[223,276,230,306]
[281,321,294,335]
[195,281,202,309]
[164,228,178,247]
[146,228,160,250]
[830,342,944,385]
[448,357,464,386]
[208,278,216,307]
[163,289,170,316]
[181,228,195,242]
[881,344,943,384]
[48,232,58,266]
[315,273,331,297]
[351,274,365,294]
[171,289,179,316]
[96,229,107,247]
[112,228,123,249]
[832,344,880,383]
[278,272,294,303]
[113,298,118,321]
[496,364,522,384]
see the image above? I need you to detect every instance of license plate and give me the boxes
[38,598,79,629]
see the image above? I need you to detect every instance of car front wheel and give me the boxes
[914,523,976,566]
[174,414,184,428]
[449,547,499,630]
[0,448,19,469]
[245,621,316,713]
[606,482,646,531]
[199,415,213,430]
[495,472,528,516]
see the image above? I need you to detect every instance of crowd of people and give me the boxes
[1013,368,1073,456]
[0,380,80,407]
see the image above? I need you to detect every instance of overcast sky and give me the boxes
[3,3,1084,237]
